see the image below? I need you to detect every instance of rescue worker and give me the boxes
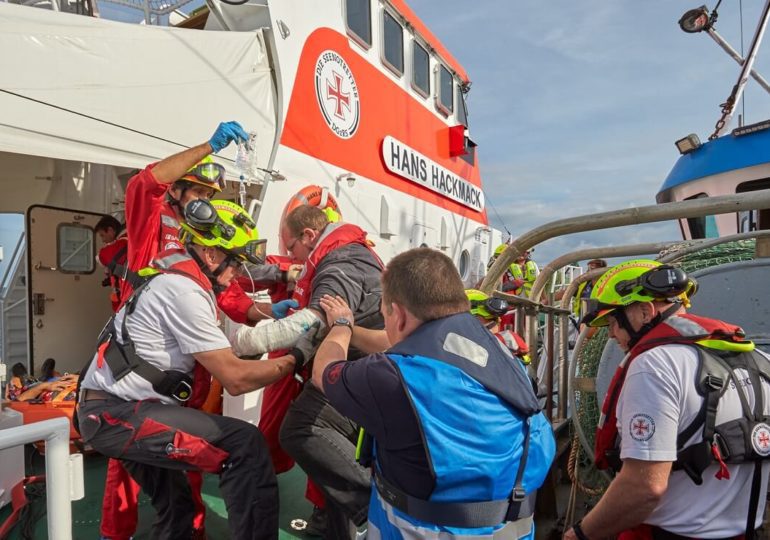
[309,248,555,539]
[466,288,531,366]
[78,201,298,540]
[570,258,608,318]
[102,122,292,540]
[231,204,384,539]
[565,260,770,540]
[95,214,128,312]
[488,244,539,297]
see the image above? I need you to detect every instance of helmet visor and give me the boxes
[230,238,267,265]
[185,200,236,240]
[182,162,226,192]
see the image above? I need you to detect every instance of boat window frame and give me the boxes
[56,222,96,275]
[456,83,469,127]
[410,39,431,98]
[344,0,373,50]
[380,7,404,78]
[435,63,454,117]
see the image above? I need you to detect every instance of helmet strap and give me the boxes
[186,241,227,288]
[166,188,185,211]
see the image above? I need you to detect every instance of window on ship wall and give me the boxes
[737,177,770,232]
[345,0,372,49]
[411,40,430,98]
[435,64,454,116]
[382,9,404,77]
[684,193,717,239]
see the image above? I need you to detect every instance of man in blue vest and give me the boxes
[309,247,555,539]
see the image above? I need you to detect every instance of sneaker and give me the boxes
[305,506,327,537]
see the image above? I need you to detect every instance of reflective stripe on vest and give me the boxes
[368,489,535,540]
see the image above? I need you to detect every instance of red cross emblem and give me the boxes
[633,419,649,437]
[326,72,350,120]
[759,431,770,449]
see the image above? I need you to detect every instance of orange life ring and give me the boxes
[280,185,341,224]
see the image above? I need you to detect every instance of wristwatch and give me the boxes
[332,317,353,332]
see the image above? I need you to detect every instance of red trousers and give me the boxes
[100,459,207,539]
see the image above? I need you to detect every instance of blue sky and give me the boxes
[2,1,769,278]
[409,1,770,265]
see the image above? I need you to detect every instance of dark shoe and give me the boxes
[305,506,327,537]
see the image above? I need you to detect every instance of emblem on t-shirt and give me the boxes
[751,423,770,456]
[165,241,182,251]
[629,413,655,442]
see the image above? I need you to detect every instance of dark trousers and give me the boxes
[279,382,371,539]
[78,398,278,540]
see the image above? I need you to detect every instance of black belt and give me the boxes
[80,389,115,402]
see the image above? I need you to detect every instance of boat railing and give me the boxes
[0,416,83,540]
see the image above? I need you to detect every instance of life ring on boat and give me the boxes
[280,185,342,225]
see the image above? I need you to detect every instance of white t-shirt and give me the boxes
[618,343,770,536]
[81,274,230,404]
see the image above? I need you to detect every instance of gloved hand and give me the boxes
[290,321,322,371]
[272,299,299,319]
[208,121,249,153]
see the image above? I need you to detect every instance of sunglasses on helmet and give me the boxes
[615,265,696,299]
[470,296,509,318]
[183,162,227,191]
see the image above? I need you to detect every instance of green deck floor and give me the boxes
[0,449,314,539]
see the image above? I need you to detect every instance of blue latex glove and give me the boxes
[208,121,249,153]
[272,299,299,319]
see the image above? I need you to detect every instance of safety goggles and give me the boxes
[183,162,227,191]
[229,238,267,266]
[615,265,696,299]
[470,296,509,318]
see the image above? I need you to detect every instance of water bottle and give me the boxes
[235,131,259,179]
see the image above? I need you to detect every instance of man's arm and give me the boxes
[350,326,390,354]
[312,326,352,391]
[231,307,324,355]
[151,121,249,185]
[150,142,214,185]
[194,348,296,396]
[564,458,671,540]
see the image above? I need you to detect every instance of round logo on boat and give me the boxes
[751,423,770,456]
[315,50,360,139]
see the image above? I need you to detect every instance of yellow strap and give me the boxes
[696,339,755,353]
[355,427,366,461]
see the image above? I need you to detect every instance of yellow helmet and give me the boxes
[180,199,266,264]
[584,259,697,327]
[466,289,508,320]
[177,155,226,193]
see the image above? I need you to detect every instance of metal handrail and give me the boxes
[481,190,770,294]
[0,417,74,540]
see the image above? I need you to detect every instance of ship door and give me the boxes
[26,205,112,375]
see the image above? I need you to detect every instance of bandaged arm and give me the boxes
[231,307,325,356]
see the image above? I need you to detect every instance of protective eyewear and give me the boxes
[615,265,694,299]
[230,238,267,265]
[184,162,227,191]
[184,199,236,240]
[470,296,509,318]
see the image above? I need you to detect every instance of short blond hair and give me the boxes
[285,205,329,237]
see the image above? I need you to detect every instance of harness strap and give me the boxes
[373,469,535,529]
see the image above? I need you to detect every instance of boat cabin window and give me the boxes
[382,10,404,76]
[684,193,718,239]
[345,0,372,49]
[411,41,430,97]
[459,249,470,280]
[57,223,95,274]
[737,178,770,232]
[435,64,454,116]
